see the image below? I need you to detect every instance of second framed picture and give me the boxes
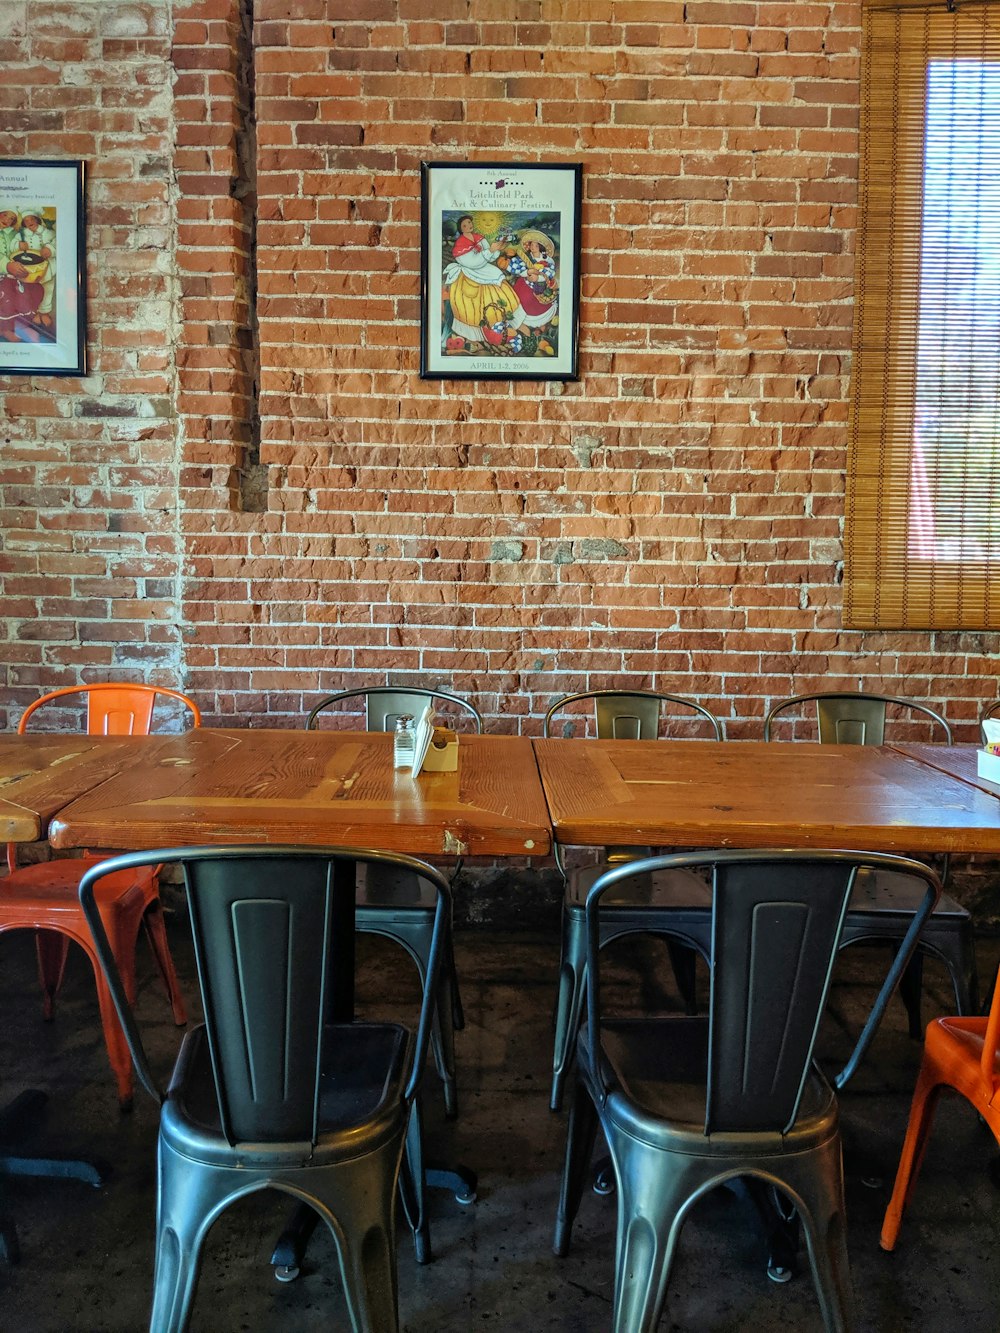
[420,161,581,381]
[0,159,86,377]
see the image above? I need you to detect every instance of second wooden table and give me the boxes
[533,738,1000,853]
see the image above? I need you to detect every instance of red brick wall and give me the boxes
[0,0,181,729]
[2,0,998,743]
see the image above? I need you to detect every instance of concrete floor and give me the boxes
[0,918,998,1332]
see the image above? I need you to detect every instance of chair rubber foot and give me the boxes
[426,1165,477,1204]
[593,1167,615,1196]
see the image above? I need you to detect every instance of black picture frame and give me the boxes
[420,161,582,381]
[0,159,87,377]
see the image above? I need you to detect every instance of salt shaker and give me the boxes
[393,714,415,769]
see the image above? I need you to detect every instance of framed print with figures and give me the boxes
[420,161,581,381]
[0,159,86,377]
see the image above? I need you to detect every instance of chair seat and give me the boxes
[162,1023,412,1167]
[927,1014,1000,1078]
[589,1016,837,1153]
[849,868,967,918]
[0,857,154,915]
[566,864,712,910]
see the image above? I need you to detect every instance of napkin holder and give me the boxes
[978,719,1000,784]
[421,727,458,773]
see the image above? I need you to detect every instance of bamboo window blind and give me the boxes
[845,0,1000,628]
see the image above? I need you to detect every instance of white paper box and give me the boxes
[976,748,1000,784]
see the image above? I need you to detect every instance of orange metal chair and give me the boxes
[3,683,197,1109]
[880,977,1000,1251]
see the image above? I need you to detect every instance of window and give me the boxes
[844,0,1000,628]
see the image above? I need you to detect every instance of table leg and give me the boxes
[0,1088,108,1264]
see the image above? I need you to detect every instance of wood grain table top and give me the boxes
[0,733,186,843]
[889,742,1000,800]
[533,738,1000,854]
[49,728,551,858]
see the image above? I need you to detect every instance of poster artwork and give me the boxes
[0,160,86,377]
[442,205,561,361]
[421,163,581,381]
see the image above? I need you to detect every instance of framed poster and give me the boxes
[0,159,87,377]
[420,161,581,381]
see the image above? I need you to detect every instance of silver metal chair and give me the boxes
[80,845,451,1333]
[765,692,977,1037]
[543,690,723,1111]
[553,848,943,1333]
[307,686,482,1120]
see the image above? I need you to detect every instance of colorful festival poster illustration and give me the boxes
[421,164,580,380]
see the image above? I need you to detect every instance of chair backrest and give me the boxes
[79,846,451,1147]
[9,683,201,875]
[306,686,482,734]
[584,849,942,1134]
[764,691,951,747]
[18,682,201,737]
[543,690,723,741]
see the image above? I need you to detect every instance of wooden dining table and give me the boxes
[48,727,551,858]
[0,733,178,844]
[532,737,1000,853]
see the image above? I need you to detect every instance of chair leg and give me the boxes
[607,1136,695,1333]
[939,923,979,1016]
[553,1077,600,1256]
[445,929,465,1031]
[741,1178,801,1280]
[108,913,141,1008]
[898,951,925,1040]
[665,938,699,1015]
[356,919,458,1118]
[551,911,587,1112]
[398,1098,431,1265]
[880,1063,945,1251]
[89,956,135,1111]
[35,930,70,1021]
[142,901,188,1026]
[328,1150,402,1333]
[762,1131,856,1333]
[150,1138,226,1333]
[430,972,458,1120]
[786,1145,855,1333]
